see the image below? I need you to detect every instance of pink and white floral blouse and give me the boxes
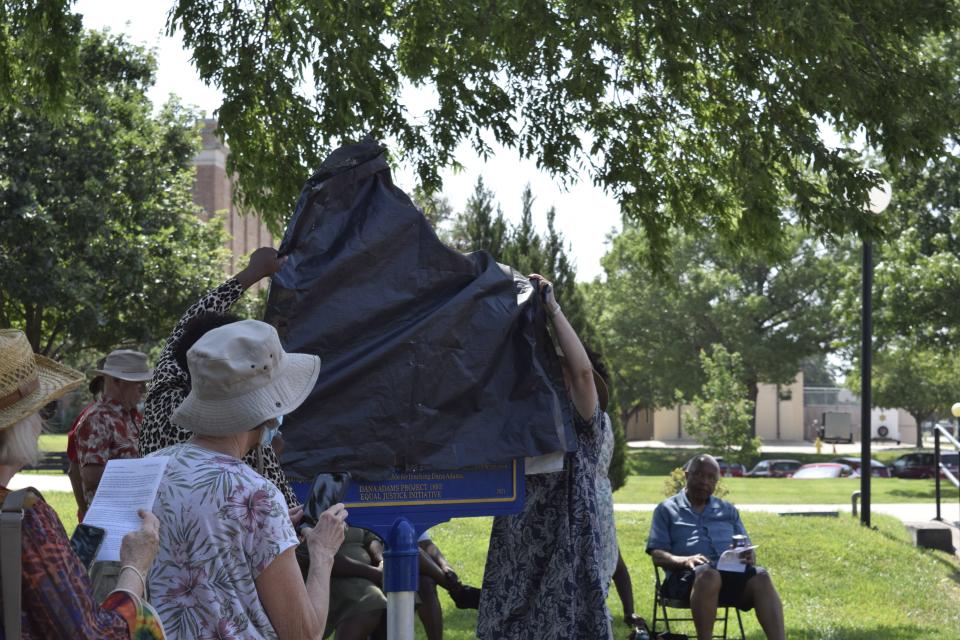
[147,443,298,639]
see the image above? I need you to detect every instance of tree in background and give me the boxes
[838,152,960,350]
[450,177,508,257]
[590,225,841,435]
[148,0,960,263]
[445,179,590,340]
[682,345,760,465]
[0,30,229,361]
[0,0,81,114]
[500,184,543,274]
[837,152,960,445]
[801,354,838,387]
[411,185,454,235]
[847,342,960,447]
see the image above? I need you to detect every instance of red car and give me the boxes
[831,457,891,478]
[791,463,857,479]
[715,457,747,477]
[745,459,802,478]
[890,452,959,479]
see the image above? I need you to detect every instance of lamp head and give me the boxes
[951,402,960,418]
[867,180,892,214]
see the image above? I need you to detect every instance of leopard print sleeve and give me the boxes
[151,278,245,389]
[139,279,245,457]
[139,278,302,507]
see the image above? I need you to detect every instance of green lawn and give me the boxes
[38,433,68,452]
[400,512,960,640]
[44,491,79,537]
[43,492,960,639]
[615,475,960,504]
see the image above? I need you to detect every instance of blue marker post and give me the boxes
[293,462,524,640]
[383,518,419,640]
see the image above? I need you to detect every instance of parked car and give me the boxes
[831,457,891,478]
[715,457,747,477]
[745,459,802,478]
[792,463,857,479]
[890,452,960,479]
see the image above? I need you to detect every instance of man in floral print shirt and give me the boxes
[74,348,155,601]
[74,349,153,506]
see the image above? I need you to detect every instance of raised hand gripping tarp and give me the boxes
[264,141,574,481]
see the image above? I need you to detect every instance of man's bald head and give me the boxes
[685,454,720,474]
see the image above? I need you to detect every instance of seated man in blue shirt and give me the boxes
[646,454,785,640]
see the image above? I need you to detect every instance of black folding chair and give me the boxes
[651,562,745,640]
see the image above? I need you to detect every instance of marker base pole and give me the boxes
[383,517,418,640]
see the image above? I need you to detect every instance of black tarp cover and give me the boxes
[265,142,574,481]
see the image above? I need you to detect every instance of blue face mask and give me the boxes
[260,416,282,447]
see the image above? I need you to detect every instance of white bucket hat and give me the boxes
[93,349,153,382]
[172,319,320,436]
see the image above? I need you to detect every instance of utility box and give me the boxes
[821,411,853,443]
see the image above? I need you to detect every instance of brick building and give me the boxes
[191,119,274,274]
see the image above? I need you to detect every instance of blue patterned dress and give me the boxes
[477,404,612,639]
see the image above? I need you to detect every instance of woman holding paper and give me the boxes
[148,319,347,640]
[0,329,165,639]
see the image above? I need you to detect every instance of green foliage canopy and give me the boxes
[0,0,81,113]
[591,225,841,423]
[840,153,960,350]
[161,0,960,258]
[0,30,229,359]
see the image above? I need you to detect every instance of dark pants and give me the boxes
[661,565,763,611]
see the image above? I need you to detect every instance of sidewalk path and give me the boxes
[15,473,960,529]
[8,473,72,493]
[628,439,917,455]
[614,502,960,527]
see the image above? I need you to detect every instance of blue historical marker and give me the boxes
[292,460,525,640]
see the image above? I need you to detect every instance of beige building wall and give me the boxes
[754,373,804,441]
[191,119,274,277]
[653,406,686,441]
[633,373,805,443]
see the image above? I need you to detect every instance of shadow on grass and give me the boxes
[872,519,960,587]
[887,487,942,499]
[925,550,960,587]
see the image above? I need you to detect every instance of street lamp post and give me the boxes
[861,181,892,528]
[940,402,960,523]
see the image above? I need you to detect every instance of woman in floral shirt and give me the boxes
[138,247,300,508]
[0,330,164,639]
[148,320,346,640]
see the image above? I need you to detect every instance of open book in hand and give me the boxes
[716,545,758,573]
[81,457,169,563]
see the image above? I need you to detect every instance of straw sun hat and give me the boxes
[172,319,320,436]
[0,330,84,431]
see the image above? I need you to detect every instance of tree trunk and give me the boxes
[910,411,928,448]
[24,304,42,353]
